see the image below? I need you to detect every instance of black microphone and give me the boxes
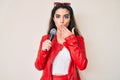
[49,28,56,41]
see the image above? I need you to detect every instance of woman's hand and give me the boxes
[59,25,75,39]
[42,40,52,51]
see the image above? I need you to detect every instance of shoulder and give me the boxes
[40,34,50,41]
[76,34,84,39]
[75,34,85,42]
[42,34,49,39]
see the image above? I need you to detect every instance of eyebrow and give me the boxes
[64,14,70,16]
[55,14,70,16]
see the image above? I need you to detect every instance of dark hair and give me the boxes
[47,4,80,35]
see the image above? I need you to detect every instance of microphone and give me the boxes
[49,28,56,41]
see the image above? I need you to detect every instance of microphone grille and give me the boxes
[50,28,56,35]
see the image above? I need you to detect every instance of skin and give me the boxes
[42,8,74,51]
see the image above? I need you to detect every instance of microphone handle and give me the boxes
[49,34,54,41]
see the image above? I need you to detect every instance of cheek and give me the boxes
[65,20,70,27]
[54,20,59,26]
[54,20,61,28]
[54,18,58,25]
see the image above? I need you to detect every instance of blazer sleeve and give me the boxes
[64,34,88,70]
[34,35,49,70]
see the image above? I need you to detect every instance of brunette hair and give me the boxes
[47,3,80,35]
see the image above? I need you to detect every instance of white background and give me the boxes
[0,0,120,80]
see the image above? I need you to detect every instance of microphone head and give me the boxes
[50,28,56,35]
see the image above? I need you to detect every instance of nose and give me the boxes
[60,17,64,23]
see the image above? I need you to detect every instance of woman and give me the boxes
[35,2,88,80]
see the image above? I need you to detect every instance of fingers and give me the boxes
[60,26,70,34]
[59,25,74,38]
[72,27,75,34]
[42,40,52,51]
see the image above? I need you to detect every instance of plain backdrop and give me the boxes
[0,0,120,80]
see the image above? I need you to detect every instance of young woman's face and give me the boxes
[53,8,70,29]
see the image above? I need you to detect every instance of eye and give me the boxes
[56,14,60,18]
[64,14,70,19]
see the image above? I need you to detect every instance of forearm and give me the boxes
[35,35,50,70]
[35,50,49,70]
[64,34,88,70]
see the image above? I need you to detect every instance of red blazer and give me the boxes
[35,34,88,80]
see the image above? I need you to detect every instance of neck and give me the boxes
[56,30,65,44]
[56,30,62,38]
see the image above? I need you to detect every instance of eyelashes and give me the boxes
[64,15,70,19]
[55,14,70,19]
[56,14,60,18]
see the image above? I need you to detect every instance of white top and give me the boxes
[52,47,71,75]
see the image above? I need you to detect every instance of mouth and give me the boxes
[60,24,67,27]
